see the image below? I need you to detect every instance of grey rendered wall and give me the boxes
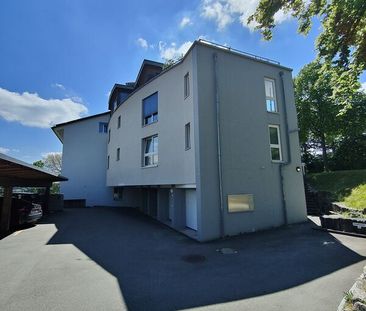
[107,53,195,187]
[281,74,308,224]
[194,44,307,241]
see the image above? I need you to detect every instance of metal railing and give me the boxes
[198,39,281,65]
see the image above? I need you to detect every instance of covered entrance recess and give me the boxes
[185,189,197,230]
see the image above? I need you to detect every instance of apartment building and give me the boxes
[52,39,307,241]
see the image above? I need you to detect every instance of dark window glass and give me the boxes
[271,148,280,161]
[269,127,279,144]
[185,123,191,150]
[143,93,158,125]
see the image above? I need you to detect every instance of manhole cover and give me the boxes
[216,248,238,254]
[181,254,206,263]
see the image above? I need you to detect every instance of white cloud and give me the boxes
[70,96,83,103]
[0,87,88,128]
[180,17,192,28]
[201,0,233,30]
[201,0,291,31]
[159,41,193,60]
[361,82,366,93]
[136,37,148,49]
[0,147,10,154]
[51,83,66,90]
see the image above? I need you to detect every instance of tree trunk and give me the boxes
[320,133,328,171]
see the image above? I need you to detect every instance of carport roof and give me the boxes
[0,153,67,187]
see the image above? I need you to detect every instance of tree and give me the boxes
[294,61,339,171]
[295,60,366,171]
[33,160,44,168]
[249,0,366,107]
[33,154,62,194]
[43,153,62,175]
[33,153,62,175]
[162,55,184,70]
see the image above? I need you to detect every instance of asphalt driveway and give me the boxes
[0,207,365,311]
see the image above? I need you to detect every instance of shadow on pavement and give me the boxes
[43,207,365,311]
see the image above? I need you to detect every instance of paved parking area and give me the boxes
[0,207,365,311]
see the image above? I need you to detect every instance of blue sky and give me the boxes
[0,0,363,164]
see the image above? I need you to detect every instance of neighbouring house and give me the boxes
[52,39,307,241]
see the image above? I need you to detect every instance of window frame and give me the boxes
[264,78,278,113]
[184,72,190,99]
[268,125,282,162]
[117,115,121,129]
[116,147,120,161]
[107,155,110,169]
[108,129,111,143]
[142,135,158,168]
[185,122,191,150]
[99,122,108,133]
[142,92,158,126]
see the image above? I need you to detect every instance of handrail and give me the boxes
[198,39,280,65]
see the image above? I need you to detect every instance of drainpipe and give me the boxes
[213,53,225,238]
[279,71,291,225]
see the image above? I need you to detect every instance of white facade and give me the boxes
[54,113,119,207]
[53,40,308,241]
[107,53,195,187]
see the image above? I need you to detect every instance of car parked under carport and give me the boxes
[0,153,67,233]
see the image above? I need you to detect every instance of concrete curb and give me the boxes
[337,266,366,311]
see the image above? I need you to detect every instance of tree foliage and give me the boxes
[249,0,366,107]
[33,160,44,168]
[43,153,62,175]
[294,61,339,171]
[295,61,366,171]
[162,55,184,70]
[33,153,62,175]
[33,153,62,194]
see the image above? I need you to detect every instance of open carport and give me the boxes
[0,153,67,233]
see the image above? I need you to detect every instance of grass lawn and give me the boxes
[307,169,366,210]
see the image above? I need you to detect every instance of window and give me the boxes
[116,148,120,161]
[264,78,277,112]
[228,194,254,212]
[185,123,191,150]
[99,122,108,133]
[108,129,111,143]
[143,92,158,125]
[184,73,190,98]
[142,135,158,167]
[107,155,110,169]
[269,125,282,161]
[117,115,121,129]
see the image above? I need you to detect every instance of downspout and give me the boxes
[279,71,291,225]
[213,53,225,238]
